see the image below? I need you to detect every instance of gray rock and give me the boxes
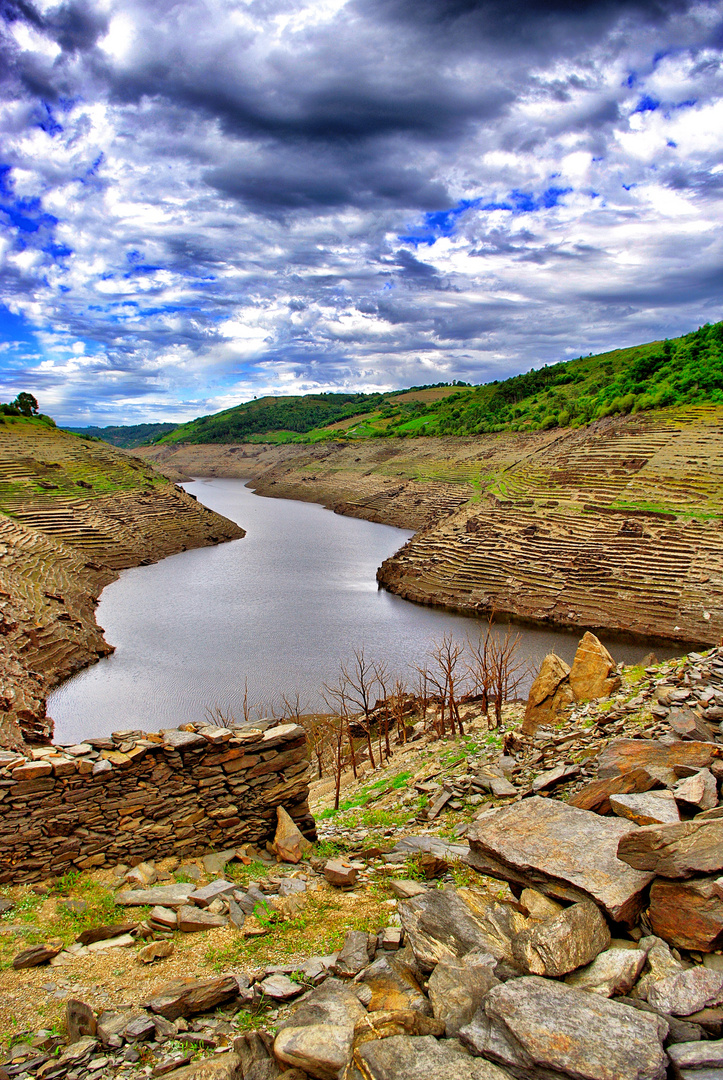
[630,935,685,1002]
[178,906,228,932]
[150,906,178,930]
[333,930,374,976]
[387,836,469,862]
[389,880,427,900]
[227,900,246,930]
[188,880,236,908]
[648,969,723,1017]
[466,797,652,925]
[616,995,703,1046]
[202,849,238,875]
[277,878,307,897]
[259,974,305,1001]
[609,791,681,827]
[512,900,611,977]
[115,885,196,908]
[125,1015,157,1041]
[565,947,647,997]
[668,1040,723,1079]
[12,943,62,968]
[152,1052,243,1080]
[460,976,668,1080]
[355,1034,512,1079]
[428,951,499,1037]
[674,770,719,813]
[145,976,239,1020]
[617,818,723,880]
[531,763,580,792]
[160,730,207,750]
[233,1031,279,1080]
[274,979,366,1079]
[398,887,527,973]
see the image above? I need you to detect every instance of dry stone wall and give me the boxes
[0,721,314,884]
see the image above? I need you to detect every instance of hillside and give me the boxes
[0,416,244,749]
[65,423,178,448]
[147,322,723,447]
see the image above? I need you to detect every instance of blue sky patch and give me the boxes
[400,187,572,245]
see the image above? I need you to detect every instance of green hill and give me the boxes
[65,422,179,448]
[144,319,723,446]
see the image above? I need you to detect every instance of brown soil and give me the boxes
[137,405,723,646]
[0,419,244,750]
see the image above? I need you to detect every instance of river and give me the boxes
[48,478,674,744]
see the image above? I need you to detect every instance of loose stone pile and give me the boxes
[0,720,314,883]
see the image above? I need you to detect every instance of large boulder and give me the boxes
[597,740,721,781]
[522,654,573,734]
[616,818,723,879]
[609,791,680,827]
[569,632,621,702]
[565,947,648,997]
[648,877,723,952]
[428,952,499,1037]
[144,977,238,1020]
[360,953,430,1014]
[160,1053,243,1080]
[466,797,653,925]
[274,978,366,1080]
[511,900,611,977]
[647,968,723,1017]
[354,1034,512,1080]
[273,806,313,864]
[459,976,669,1080]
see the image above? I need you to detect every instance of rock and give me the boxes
[233,1031,279,1080]
[124,862,157,886]
[354,1034,511,1079]
[0,897,15,914]
[617,818,723,879]
[155,1052,243,1080]
[66,1000,97,1042]
[360,953,430,1014]
[387,836,469,862]
[428,951,499,1037]
[522,653,573,734]
[669,707,716,742]
[260,974,305,1001]
[398,887,526,973]
[648,969,723,1016]
[150,906,178,930]
[568,769,660,815]
[569,632,621,702]
[565,947,647,997]
[353,1009,445,1048]
[512,900,611,977]
[609,791,681,826]
[531,762,580,792]
[630,935,685,1002]
[138,941,175,964]
[188,880,236,908]
[12,943,62,968]
[96,1008,148,1045]
[323,859,358,888]
[674,769,719,812]
[273,806,313,864]
[519,888,564,922]
[57,1036,98,1067]
[125,1015,157,1041]
[86,932,136,952]
[161,729,207,751]
[202,849,239,876]
[667,1040,723,1078]
[177,863,202,882]
[115,885,196,908]
[178,905,228,932]
[389,880,426,899]
[466,796,652,925]
[649,877,723,951]
[274,979,366,1080]
[76,921,138,945]
[278,878,307,896]
[334,931,374,977]
[459,976,668,1080]
[61,899,88,916]
[228,900,246,930]
[145,976,239,1020]
[597,739,721,780]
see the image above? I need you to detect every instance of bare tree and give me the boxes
[322,677,353,810]
[390,676,410,745]
[488,624,528,727]
[373,658,392,762]
[426,633,467,737]
[340,648,378,770]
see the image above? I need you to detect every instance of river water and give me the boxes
[49,478,673,744]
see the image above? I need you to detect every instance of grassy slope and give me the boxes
[149,321,723,446]
[65,422,178,448]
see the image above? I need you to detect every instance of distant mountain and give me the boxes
[66,423,179,448]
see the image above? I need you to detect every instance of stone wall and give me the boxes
[0,721,314,884]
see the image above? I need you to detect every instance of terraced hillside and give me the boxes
[0,418,244,749]
[139,406,723,645]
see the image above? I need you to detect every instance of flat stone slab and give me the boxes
[355,1034,511,1080]
[609,791,681,826]
[160,730,207,751]
[466,796,653,925]
[115,885,196,908]
[188,880,235,908]
[387,836,469,862]
[460,976,669,1080]
[617,818,723,879]
[649,877,723,952]
[597,739,721,780]
[145,976,238,1020]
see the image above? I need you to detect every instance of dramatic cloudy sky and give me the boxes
[1,0,722,425]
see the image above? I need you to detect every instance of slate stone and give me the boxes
[387,836,469,862]
[668,707,716,742]
[12,943,62,968]
[160,730,207,751]
[617,818,723,879]
[355,1034,512,1080]
[77,922,138,945]
[460,976,668,1080]
[228,900,246,930]
[512,900,611,977]
[145,976,239,1020]
[389,880,427,900]
[360,953,430,1014]
[274,979,366,1080]
[188,880,235,908]
[648,969,723,1017]
[115,885,196,908]
[674,770,719,812]
[323,859,358,888]
[149,906,178,930]
[259,974,305,1001]
[178,906,228,932]
[565,947,647,997]
[138,941,174,964]
[569,632,621,702]
[398,887,527,973]
[202,849,239,875]
[428,951,499,1037]
[333,930,374,977]
[609,790,681,826]
[630,935,685,1003]
[522,653,573,734]
[273,806,313,864]
[597,739,720,780]
[668,1040,723,1077]
[649,877,723,951]
[125,1016,157,1041]
[569,769,660,814]
[531,762,580,792]
[466,796,652,925]
[353,1010,445,1047]
[66,1000,97,1042]
[152,1052,243,1080]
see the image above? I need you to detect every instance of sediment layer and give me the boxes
[138,405,723,645]
[0,420,244,749]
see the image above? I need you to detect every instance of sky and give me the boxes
[1,0,722,426]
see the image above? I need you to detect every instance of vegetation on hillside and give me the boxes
[66,422,178,448]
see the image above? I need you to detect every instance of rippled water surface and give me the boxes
[49,478,674,743]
